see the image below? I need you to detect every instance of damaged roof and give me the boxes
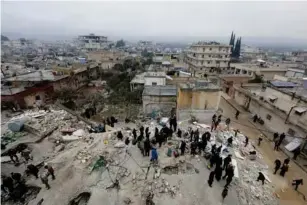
[3,70,55,82]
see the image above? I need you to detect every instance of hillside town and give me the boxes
[1,2,307,205]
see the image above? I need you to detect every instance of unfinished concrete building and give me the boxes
[185,41,232,76]
[177,80,222,122]
[142,85,177,117]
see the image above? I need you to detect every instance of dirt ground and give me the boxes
[219,97,307,205]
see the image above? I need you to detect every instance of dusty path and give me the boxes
[219,97,307,205]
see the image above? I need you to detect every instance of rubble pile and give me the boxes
[141,178,181,199]
[76,150,92,164]
[235,160,277,205]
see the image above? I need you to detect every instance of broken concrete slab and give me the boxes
[62,135,80,141]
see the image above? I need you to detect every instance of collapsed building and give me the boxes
[1,105,280,205]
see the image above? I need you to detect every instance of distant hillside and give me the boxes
[1,35,10,41]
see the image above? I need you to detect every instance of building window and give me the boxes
[209,55,211,58]
[208,61,211,64]
[152,82,157,86]
[202,55,204,58]
[209,48,212,51]
[266,114,272,120]
[203,48,205,52]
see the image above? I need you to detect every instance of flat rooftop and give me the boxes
[232,63,288,71]
[142,85,177,96]
[179,80,221,91]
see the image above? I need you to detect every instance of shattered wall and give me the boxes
[143,96,176,116]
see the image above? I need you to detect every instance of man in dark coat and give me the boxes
[257,172,266,185]
[293,147,301,160]
[273,132,279,141]
[117,131,123,140]
[180,140,186,156]
[274,159,281,174]
[190,141,197,156]
[292,179,303,191]
[280,163,289,177]
[277,133,286,149]
[177,129,182,138]
[26,164,39,179]
[208,171,215,187]
[2,175,14,193]
[132,129,137,140]
[223,164,234,180]
[245,136,249,147]
[223,155,232,170]
[144,136,151,157]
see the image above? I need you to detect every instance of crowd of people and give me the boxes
[2,146,56,202]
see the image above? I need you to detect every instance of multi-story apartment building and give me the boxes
[185,41,232,75]
[78,34,108,50]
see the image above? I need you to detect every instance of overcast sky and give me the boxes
[2,1,307,42]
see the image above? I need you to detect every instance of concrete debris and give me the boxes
[76,150,92,163]
[114,141,126,148]
[62,135,80,142]
[72,129,86,137]
[54,144,65,153]
[123,197,132,204]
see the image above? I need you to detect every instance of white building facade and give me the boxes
[78,34,108,50]
[185,42,232,75]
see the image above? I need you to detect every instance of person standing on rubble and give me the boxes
[201,133,208,152]
[225,118,231,130]
[2,175,14,193]
[293,147,301,160]
[279,163,289,177]
[257,172,266,185]
[273,132,279,142]
[180,140,186,156]
[150,147,158,162]
[8,148,19,164]
[223,163,234,180]
[223,155,232,170]
[26,164,39,179]
[212,114,217,122]
[273,159,281,174]
[45,165,55,180]
[144,136,151,157]
[190,141,197,156]
[215,157,223,181]
[145,127,149,136]
[11,172,22,183]
[190,129,194,142]
[215,118,221,130]
[227,137,233,147]
[140,126,145,136]
[40,172,51,189]
[277,133,286,149]
[117,131,124,141]
[132,129,137,140]
[244,136,249,147]
[235,110,240,119]
[208,170,215,187]
[253,114,258,123]
[21,149,32,163]
[211,119,215,132]
[177,128,182,138]
[258,135,263,146]
[274,139,279,151]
